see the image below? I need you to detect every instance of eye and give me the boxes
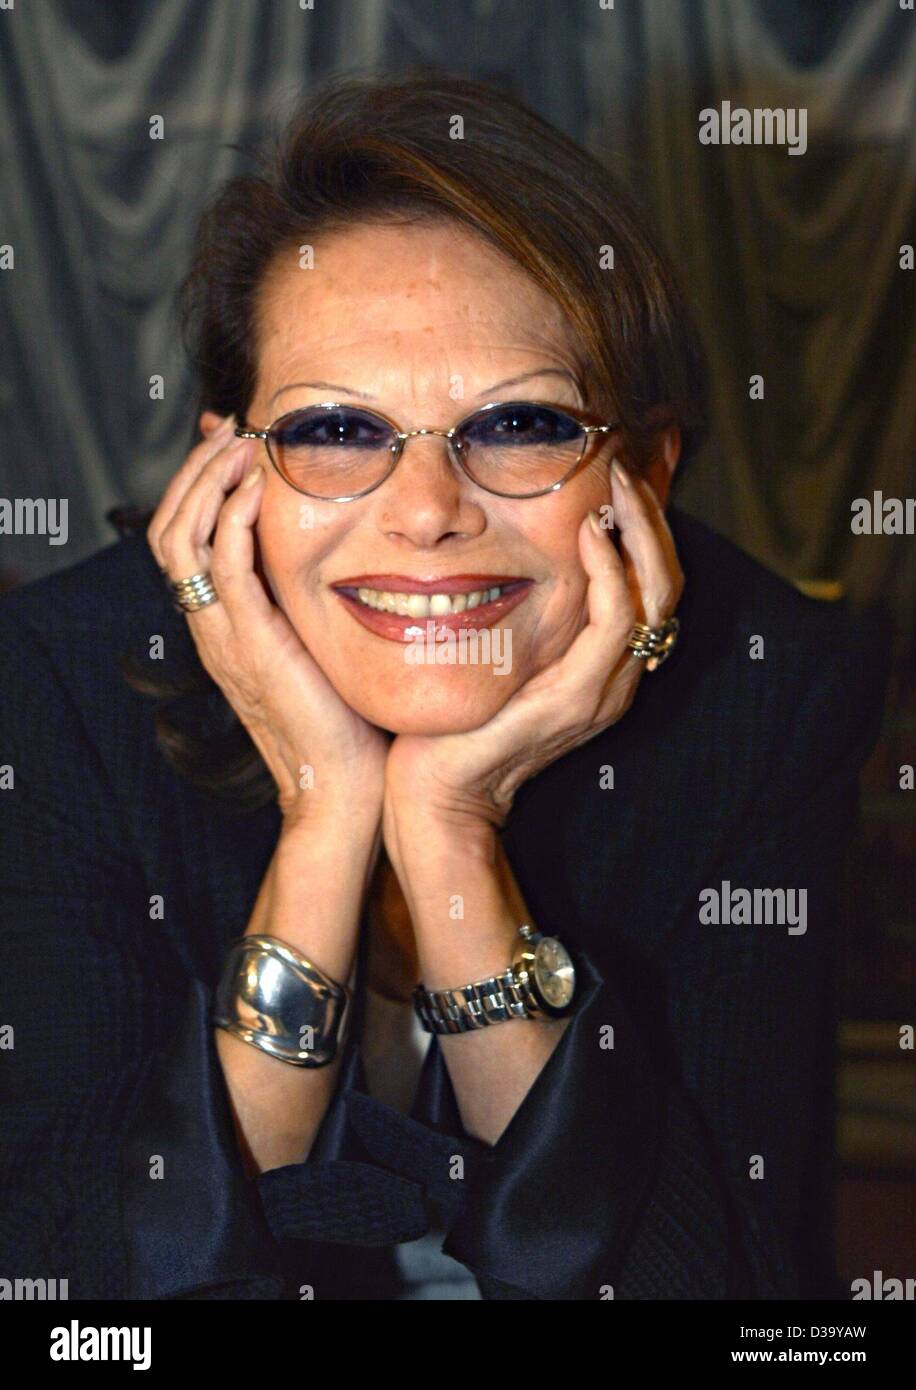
[460,403,581,447]
[273,407,392,449]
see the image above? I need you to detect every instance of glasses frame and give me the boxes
[235,399,621,502]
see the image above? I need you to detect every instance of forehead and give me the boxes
[253,219,581,389]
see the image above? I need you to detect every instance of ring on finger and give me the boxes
[169,570,220,613]
[627,615,679,671]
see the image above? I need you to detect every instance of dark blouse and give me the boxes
[0,505,888,1300]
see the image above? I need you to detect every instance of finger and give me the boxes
[559,509,637,686]
[199,410,226,437]
[631,473,684,596]
[444,514,638,769]
[159,434,254,579]
[610,461,681,627]
[432,512,635,769]
[147,413,237,566]
[209,464,275,626]
[482,509,638,743]
[160,444,258,650]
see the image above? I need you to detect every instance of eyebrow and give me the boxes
[269,380,376,405]
[268,367,582,408]
[474,368,581,400]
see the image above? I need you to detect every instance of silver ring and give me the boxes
[169,570,219,613]
[627,615,679,671]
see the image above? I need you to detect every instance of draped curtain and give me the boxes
[1,0,913,628]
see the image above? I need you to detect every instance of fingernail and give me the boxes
[587,509,604,537]
[611,458,631,488]
[242,465,262,488]
[639,475,661,508]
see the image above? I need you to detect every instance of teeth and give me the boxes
[351,585,504,615]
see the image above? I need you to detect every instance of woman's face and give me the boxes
[248,218,621,735]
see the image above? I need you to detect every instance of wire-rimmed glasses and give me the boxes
[235,399,621,502]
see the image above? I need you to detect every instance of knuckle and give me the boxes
[656,585,678,615]
[209,554,235,588]
[613,597,636,634]
[190,432,220,465]
[158,523,176,564]
[216,481,246,520]
[165,500,188,537]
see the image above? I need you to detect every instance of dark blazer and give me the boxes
[0,505,888,1301]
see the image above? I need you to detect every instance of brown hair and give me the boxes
[126,70,709,810]
[182,69,707,460]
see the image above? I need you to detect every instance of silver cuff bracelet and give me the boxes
[213,934,349,1067]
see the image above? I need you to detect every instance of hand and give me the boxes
[383,461,684,851]
[148,414,390,829]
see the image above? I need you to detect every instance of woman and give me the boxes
[0,73,886,1301]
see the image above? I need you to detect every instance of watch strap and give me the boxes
[413,964,532,1034]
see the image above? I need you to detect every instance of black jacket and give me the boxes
[0,506,888,1300]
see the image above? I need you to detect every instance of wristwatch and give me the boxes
[412,925,577,1035]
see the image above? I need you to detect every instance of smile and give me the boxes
[331,574,533,643]
[354,584,504,615]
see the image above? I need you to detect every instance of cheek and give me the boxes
[254,493,329,611]
[519,516,599,662]
[528,571,588,666]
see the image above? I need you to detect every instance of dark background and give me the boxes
[0,0,913,1287]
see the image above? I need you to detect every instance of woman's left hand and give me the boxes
[383,463,684,849]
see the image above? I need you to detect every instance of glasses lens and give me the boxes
[455,403,586,496]
[268,406,396,498]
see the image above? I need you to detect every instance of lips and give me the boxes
[331,573,534,643]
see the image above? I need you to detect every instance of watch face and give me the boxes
[533,937,575,1008]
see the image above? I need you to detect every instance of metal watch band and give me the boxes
[213,933,349,1067]
[413,965,531,1035]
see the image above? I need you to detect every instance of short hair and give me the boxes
[179,70,709,471]
[127,72,711,809]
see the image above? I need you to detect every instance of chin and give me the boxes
[342,673,517,736]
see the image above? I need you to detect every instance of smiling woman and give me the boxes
[241,217,645,736]
[0,72,886,1302]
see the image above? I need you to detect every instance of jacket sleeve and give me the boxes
[0,602,485,1301]
[0,605,293,1298]
[0,604,149,1298]
[438,608,889,1300]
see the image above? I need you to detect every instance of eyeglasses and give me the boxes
[235,400,621,502]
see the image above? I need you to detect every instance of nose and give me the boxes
[375,430,485,548]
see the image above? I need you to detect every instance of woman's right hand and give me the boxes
[147,412,390,831]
